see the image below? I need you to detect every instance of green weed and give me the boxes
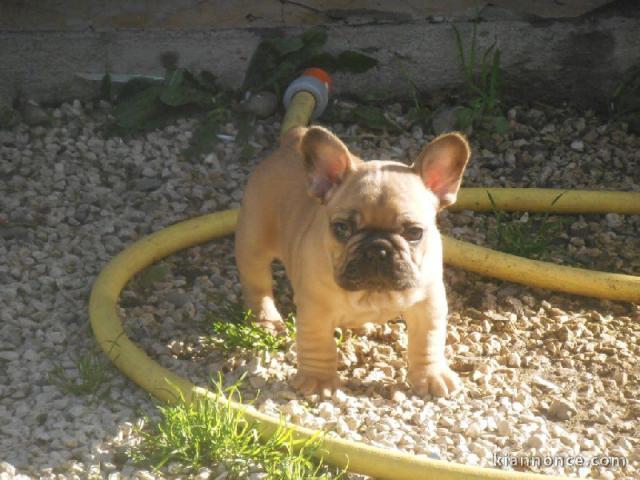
[610,64,640,134]
[130,377,345,479]
[452,23,508,133]
[50,350,111,397]
[107,27,377,160]
[487,192,564,259]
[208,301,295,352]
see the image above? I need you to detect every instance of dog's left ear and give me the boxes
[413,132,470,208]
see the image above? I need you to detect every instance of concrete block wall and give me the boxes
[1,0,638,107]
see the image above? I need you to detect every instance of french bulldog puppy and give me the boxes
[235,126,469,397]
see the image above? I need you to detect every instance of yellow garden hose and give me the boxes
[90,71,639,480]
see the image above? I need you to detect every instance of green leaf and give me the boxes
[455,107,475,129]
[111,85,165,130]
[118,77,163,101]
[266,35,305,56]
[242,42,281,93]
[334,51,378,73]
[159,68,211,107]
[185,108,227,159]
[351,105,401,132]
[190,70,219,94]
[301,26,328,50]
[493,115,509,134]
[307,52,338,72]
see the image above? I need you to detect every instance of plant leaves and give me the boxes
[190,70,219,94]
[111,85,165,130]
[493,115,509,134]
[301,26,328,51]
[159,68,211,107]
[117,77,163,101]
[334,51,378,73]
[351,105,401,132]
[185,108,228,159]
[242,27,328,94]
[242,42,281,93]
[455,107,475,129]
[265,35,305,56]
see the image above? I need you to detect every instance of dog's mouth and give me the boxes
[337,254,417,291]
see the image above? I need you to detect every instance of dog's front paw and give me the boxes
[409,363,461,397]
[291,371,340,398]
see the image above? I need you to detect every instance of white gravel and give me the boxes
[0,99,639,479]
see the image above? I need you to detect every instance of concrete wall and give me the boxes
[1,0,638,108]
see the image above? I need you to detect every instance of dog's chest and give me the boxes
[336,288,427,328]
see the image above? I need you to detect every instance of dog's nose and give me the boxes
[365,240,392,261]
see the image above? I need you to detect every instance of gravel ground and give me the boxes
[1,98,639,480]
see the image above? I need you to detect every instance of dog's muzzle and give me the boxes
[337,235,416,291]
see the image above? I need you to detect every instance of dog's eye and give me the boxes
[331,221,352,241]
[403,225,423,242]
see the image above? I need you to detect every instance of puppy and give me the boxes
[235,126,469,397]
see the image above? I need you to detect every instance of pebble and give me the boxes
[506,352,521,368]
[431,105,464,134]
[531,375,561,392]
[242,91,278,118]
[547,399,577,420]
[605,213,622,228]
[570,140,584,151]
[525,433,546,449]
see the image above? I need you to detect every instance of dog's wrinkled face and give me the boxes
[325,164,436,291]
[301,126,470,294]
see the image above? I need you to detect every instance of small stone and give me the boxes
[21,100,49,126]
[166,291,190,307]
[332,389,348,405]
[133,178,163,192]
[242,91,278,118]
[570,140,584,151]
[496,419,512,436]
[465,420,486,438]
[0,463,16,475]
[392,390,407,403]
[0,226,29,240]
[525,433,546,449]
[506,352,521,368]
[0,351,19,361]
[531,375,561,392]
[547,398,577,420]
[135,471,155,480]
[614,371,628,386]
[432,106,464,135]
[605,213,622,228]
[196,467,212,479]
[447,329,460,344]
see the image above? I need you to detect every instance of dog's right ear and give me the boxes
[301,126,354,202]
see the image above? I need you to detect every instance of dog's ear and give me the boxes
[301,126,355,202]
[413,132,470,208]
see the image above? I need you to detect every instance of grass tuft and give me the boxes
[50,350,111,397]
[486,192,565,259]
[208,301,296,352]
[130,376,345,479]
[452,23,508,133]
